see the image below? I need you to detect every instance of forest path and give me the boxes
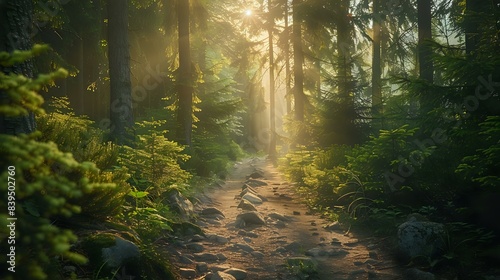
[167,157,403,279]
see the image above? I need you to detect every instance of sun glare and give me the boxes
[245,9,252,16]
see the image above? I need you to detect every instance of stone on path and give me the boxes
[201,207,225,217]
[237,199,257,211]
[179,268,196,279]
[211,271,237,280]
[196,262,209,273]
[193,253,219,262]
[323,221,342,231]
[231,243,255,253]
[245,179,268,187]
[242,193,262,204]
[268,212,291,222]
[236,211,266,226]
[223,268,248,280]
[186,243,204,252]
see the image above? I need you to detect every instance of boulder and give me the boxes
[242,193,263,204]
[179,268,196,279]
[101,236,140,268]
[236,211,266,226]
[237,200,258,211]
[211,271,237,280]
[168,190,194,220]
[223,268,248,280]
[268,212,291,222]
[397,216,446,260]
[201,207,225,217]
[244,179,268,187]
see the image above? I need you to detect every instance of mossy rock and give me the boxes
[171,221,205,237]
[80,233,141,278]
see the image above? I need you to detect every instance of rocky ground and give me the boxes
[164,157,404,280]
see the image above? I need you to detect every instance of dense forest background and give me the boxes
[1,0,499,279]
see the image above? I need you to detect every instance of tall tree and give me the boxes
[292,0,305,123]
[371,0,382,117]
[176,0,193,146]
[108,0,134,144]
[417,0,433,82]
[268,0,277,158]
[417,0,433,109]
[0,0,36,135]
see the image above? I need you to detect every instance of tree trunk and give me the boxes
[284,0,292,114]
[108,0,134,144]
[292,0,304,122]
[417,0,433,83]
[465,0,481,56]
[176,0,193,146]
[268,0,277,158]
[336,0,352,99]
[0,0,36,135]
[417,0,433,114]
[371,0,382,117]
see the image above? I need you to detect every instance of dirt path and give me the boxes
[167,157,403,279]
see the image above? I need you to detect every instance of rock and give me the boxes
[210,264,232,272]
[241,185,258,194]
[180,268,197,279]
[268,212,291,222]
[242,193,263,204]
[201,207,225,217]
[179,255,194,264]
[190,234,206,242]
[292,211,301,215]
[216,253,227,261]
[193,253,219,262]
[236,211,266,226]
[186,243,204,252]
[196,262,209,273]
[328,248,349,257]
[208,234,229,244]
[101,237,140,268]
[397,216,446,260]
[251,251,264,259]
[245,179,268,187]
[211,271,237,280]
[230,243,255,253]
[275,220,286,228]
[223,268,248,280]
[323,221,342,231]
[167,190,194,220]
[403,268,436,280]
[237,200,258,211]
[171,221,205,236]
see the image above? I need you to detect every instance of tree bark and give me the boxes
[0,0,36,135]
[292,0,304,122]
[268,0,277,158]
[417,0,433,83]
[371,0,382,117]
[176,0,193,146]
[108,0,134,144]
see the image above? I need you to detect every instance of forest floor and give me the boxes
[165,157,404,279]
